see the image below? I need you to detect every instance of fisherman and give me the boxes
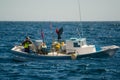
[55,42,60,51]
[40,42,47,55]
[22,37,32,53]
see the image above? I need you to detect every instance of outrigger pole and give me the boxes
[77,0,83,38]
[40,28,45,43]
[50,23,54,42]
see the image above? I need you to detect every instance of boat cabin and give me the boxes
[66,38,96,54]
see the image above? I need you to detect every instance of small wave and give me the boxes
[0,57,14,63]
[80,68,107,75]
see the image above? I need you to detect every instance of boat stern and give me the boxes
[101,45,119,56]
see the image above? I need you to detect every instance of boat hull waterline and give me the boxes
[11,45,119,61]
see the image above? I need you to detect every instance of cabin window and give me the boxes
[73,42,80,47]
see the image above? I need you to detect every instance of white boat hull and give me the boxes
[11,45,119,61]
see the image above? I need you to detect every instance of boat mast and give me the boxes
[77,0,83,38]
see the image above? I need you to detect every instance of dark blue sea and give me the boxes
[0,21,120,80]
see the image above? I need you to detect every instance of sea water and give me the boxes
[0,21,120,80]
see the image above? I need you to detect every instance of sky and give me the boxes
[0,0,120,21]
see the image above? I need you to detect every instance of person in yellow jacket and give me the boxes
[55,42,60,51]
[22,37,32,53]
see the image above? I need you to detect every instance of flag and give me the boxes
[58,27,63,35]
[41,29,44,41]
[56,27,63,40]
[56,28,59,34]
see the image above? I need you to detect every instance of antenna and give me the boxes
[77,0,83,38]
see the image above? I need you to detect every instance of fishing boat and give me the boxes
[11,0,119,61]
[11,37,119,61]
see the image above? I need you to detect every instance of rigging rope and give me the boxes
[77,0,83,38]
